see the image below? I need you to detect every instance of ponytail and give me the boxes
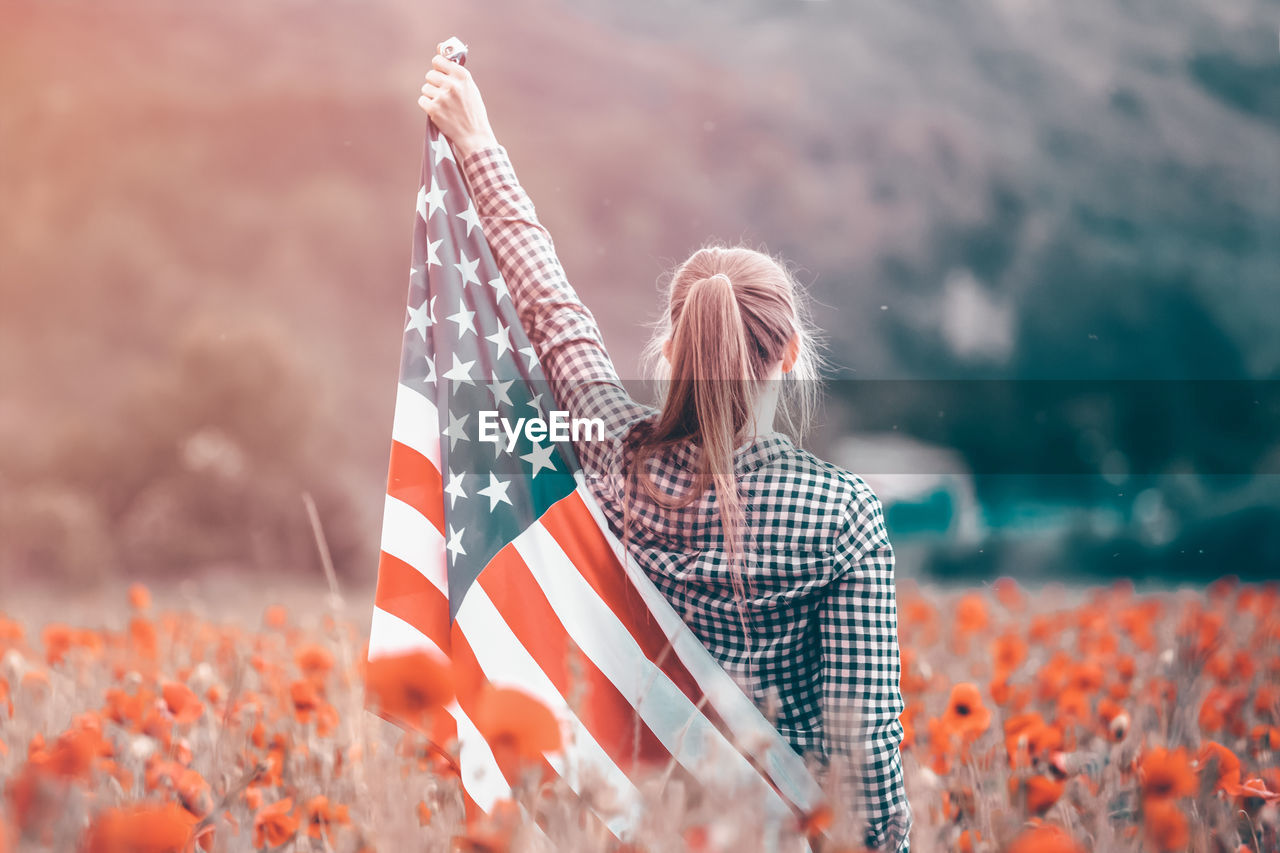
[620,245,823,640]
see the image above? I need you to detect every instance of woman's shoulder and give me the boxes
[757,440,884,529]
[771,441,879,500]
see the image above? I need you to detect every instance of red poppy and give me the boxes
[1144,798,1189,851]
[253,798,299,849]
[1140,747,1197,800]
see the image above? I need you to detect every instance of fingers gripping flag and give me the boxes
[366,118,826,839]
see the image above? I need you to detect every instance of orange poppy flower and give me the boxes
[942,683,991,742]
[1250,724,1280,752]
[262,605,289,630]
[472,685,562,774]
[1024,775,1066,814]
[83,801,198,853]
[127,583,152,612]
[146,760,212,819]
[1196,741,1241,793]
[993,576,1025,610]
[160,682,204,726]
[364,650,454,727]
[42,624,74,666]
[295,644,334,684]
[1143,798,1189,851]
[304,795,350,841]
[955,594,989,635]
[1004,711,1060,768]
[129,618,159,663]
[290,679,322,720]
[991,632,1027,674]
[253,798,299,849]
[1006,824,1086,853]
[1226,776,1280,804]
[1140,747,1197,800]
[1055,689,1091,726]
[1253,683,1278,720]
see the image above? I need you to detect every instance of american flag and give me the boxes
[366,118,826,838]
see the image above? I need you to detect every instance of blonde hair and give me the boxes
[620,242,826,619]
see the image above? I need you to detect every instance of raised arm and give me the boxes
[819,486,912,852]
[419,51,651,477]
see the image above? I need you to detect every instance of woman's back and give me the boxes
[587,419,897,762]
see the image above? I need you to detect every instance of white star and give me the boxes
[426,237,443,268]
[444,469,467,509]
[456,200,482,237]
[442,410,469,450]
[404,295,434,342]
[431,133,456,166]
[521,442,558,479]
[446,524,466,563]
[476,472,513,512]
[420,177,447,220]
[447,301,476,339]
[443,353,476,385]
[423,353,436,384]
[519,346,538,370]
[527,392,544,414]
[486,322,515,360]
[454,250,481,287]
[487,277,510,301]
[487,378,515,407]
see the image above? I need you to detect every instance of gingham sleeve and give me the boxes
[819,486,912,852]
[458,144,651,476]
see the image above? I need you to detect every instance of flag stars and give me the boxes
[477,472,513,512]
[405,295,435,342]
[431,132,456,167]
[521,441,558,479]
[444,468,467,509]
[445,524,466,563]
[426,237,443,269]
[486,322,515,361]
[487,378,515,407]
[454,250,481,287]
[443,353,476,385]
[487,277,509,301]
[443,410,470,450]
[447,301,476,339]
[519,346,538,370]
[420,177,447,220]
[456,200,482,237]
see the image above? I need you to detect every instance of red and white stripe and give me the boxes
[368,381,824,837]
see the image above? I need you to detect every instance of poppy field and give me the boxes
[1,575,1277,852]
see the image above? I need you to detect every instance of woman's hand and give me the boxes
[419,49,498,160]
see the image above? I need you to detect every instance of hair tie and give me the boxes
[706,273,732,287]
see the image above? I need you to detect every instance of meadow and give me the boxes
[0,575,1276,852]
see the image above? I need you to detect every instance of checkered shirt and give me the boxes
[461,144,911,852]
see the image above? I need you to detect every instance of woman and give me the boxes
[418,49,911,852]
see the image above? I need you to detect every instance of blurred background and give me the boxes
[2,0,1277,594]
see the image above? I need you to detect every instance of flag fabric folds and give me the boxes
[365,119,826,838]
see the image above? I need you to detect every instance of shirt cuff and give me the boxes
[460,143,517,213]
